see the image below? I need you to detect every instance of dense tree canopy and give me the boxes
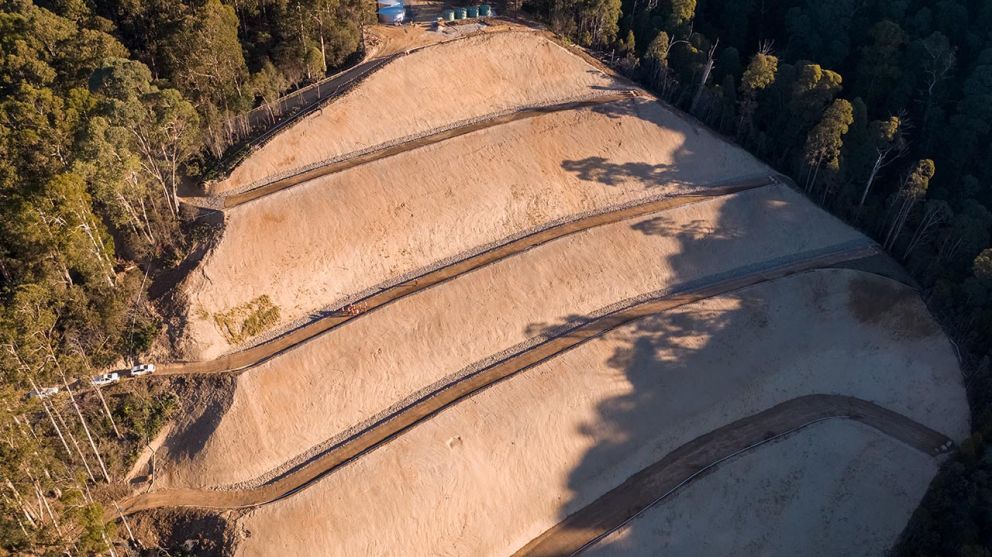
[0,0,369,551]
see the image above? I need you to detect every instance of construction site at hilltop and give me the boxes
[126,23,968,557]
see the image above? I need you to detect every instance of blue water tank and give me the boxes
[377,0,402,7]
[378,5,406,23]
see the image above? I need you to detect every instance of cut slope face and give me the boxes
[584,420,937,557]
[158,184,862,490]
[230,270,967,556]
[152,27,968,554]
[180,97,768,359]
[211,30,625,194]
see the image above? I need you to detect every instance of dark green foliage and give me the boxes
[119,390,177,441]
[0,0,367,551]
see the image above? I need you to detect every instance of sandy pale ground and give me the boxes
[212,31,624,194]
[584,420,938,557]
[157,184,862,490]
[180,97,768,360]
[230,270,966,556]
[154,180,768,376]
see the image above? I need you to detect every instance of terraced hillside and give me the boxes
[131,27,969,556]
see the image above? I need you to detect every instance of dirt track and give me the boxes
[209,92,639,208]
[513,394,953,557]
[116,240,879,516]
[156,177,773,377]
[202,23,535,194]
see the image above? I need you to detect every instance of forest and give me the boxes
[524,0,992,553]
[1,0,991,552]
[0,0,369,551]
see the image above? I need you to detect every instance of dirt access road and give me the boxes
[116,239,881,516]
[513,394,953,557]
[155,177,775,377]
[189,92,638,209]
[198,23,538,201]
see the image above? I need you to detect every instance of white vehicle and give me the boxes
[90,372,120,387]
[129,363,156,377]
[28,386,59,399]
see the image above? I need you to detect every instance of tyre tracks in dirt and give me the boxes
[513,394,954,557]
[116,238,886,516]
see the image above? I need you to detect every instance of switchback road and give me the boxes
[158,177,774,377]
[116,240,883,516]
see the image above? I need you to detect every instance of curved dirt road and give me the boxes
[157,177,774,377]
[513,394,953,557]
[117,240,881,516]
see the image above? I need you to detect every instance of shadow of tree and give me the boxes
[557,98,719,189]
[560,157,675,187]
[522,136,909,554]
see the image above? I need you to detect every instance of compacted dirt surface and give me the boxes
[210,30,626,195]
[581,419,942,557]
[155,177,770,377]
[153,184,873,491]
[515,394,953,557]
[177,93,770,360]
[128,20,969,557]
[120,241,877,513]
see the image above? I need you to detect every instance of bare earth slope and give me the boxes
[180,97,767,359]
[230,270,966,556]
[584,420,938,557]
[212,31,625,194]
[142,27,970,555]
[158,184,862,490]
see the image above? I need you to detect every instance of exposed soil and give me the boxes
[222,270,965,556]
[179,95,769,360]
[126,21,971,557]
[848,274,939,338]
[128,508,236,557]
[515,395,952,556]
[582,420,940,557]
[121,246,891,514]
[212,30,624,194]
[151,184,869,491]
[215,92,640,208]
[152,177,771,376]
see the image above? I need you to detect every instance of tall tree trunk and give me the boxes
[94,386,122,440]
[858,152,884,210]
[60,375,111,483]
[51,399,96,482]
[690,41,718,114]
[27,376,74,461]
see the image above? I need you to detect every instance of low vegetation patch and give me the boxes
[213,295,281,345]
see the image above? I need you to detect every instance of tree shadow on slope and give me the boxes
[523,178,847,554]
[560,99,749,190]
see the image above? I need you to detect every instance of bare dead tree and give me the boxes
[690,39,719,114]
